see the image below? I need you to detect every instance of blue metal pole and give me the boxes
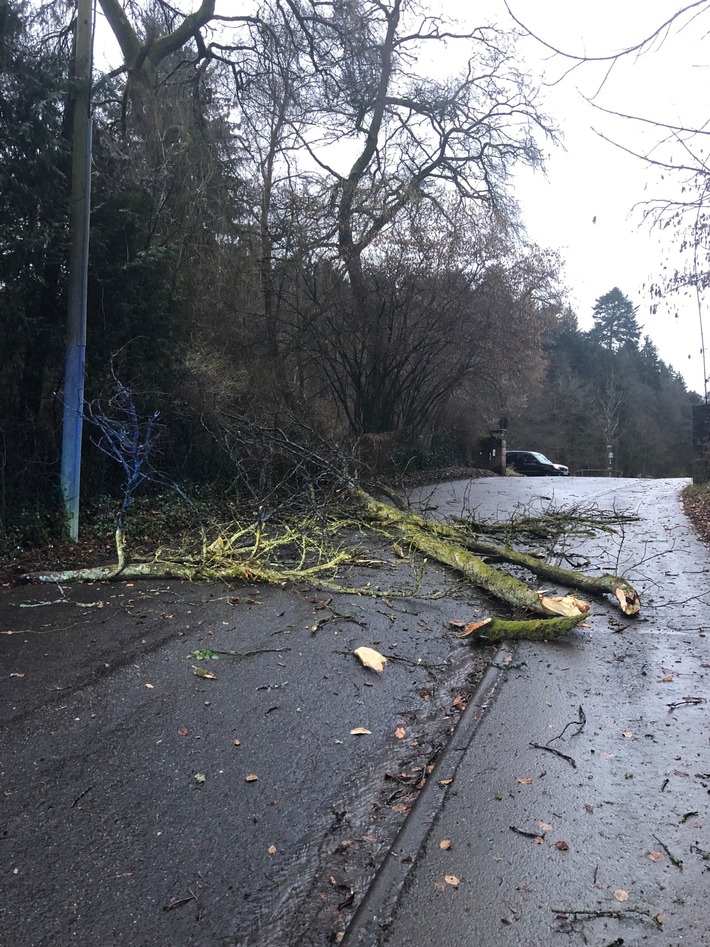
[60,0,93,540]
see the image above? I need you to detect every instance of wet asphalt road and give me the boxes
[2,477,708,947]
[347,477,710,947]
[0,529,491,946]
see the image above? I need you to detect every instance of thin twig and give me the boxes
[70,785,94,808]
[668,696,706,710]
[530,742,577,768]
[552,906,662,927]
[510,825,544,840]
[211,647,291,660]
[548,706,586,742]
[653,834,683,869]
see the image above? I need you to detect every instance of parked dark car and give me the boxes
[506,450,568,477]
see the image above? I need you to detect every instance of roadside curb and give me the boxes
[344,643,516,946]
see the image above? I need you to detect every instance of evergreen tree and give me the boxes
[590,287,642,352]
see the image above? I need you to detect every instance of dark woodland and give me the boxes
[0,0,701,551]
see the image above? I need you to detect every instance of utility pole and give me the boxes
[60,0,93,541]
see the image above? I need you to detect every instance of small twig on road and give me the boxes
[510,825,544,840]
[667,696,706,711]
[530,742,577,768]
[552,905,662,927]
[548,706,586,742]
[163,888,199,913]
[70,785,94,808]
[212,647,291,660]
[653,834,683,869]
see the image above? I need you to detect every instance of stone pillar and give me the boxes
[692,403,710,484]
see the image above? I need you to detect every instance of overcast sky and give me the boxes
[463,0,710,396]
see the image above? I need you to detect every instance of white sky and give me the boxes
[464,0,710,396]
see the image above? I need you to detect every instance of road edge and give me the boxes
[343,644,515,946]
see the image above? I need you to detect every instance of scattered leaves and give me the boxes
[614,889,629,902]
[245,773,258,782]
[661,675,674,683]
[233,739,241,746]
[194,773,206,784]
[268,845,277,855]
[145,683,155,689]
[440,778,453,786]
[353,646,387,673]
[350,727,372,735]
[444,874,460,887]
[439,839,452,850]
[394,727,406,739]
[177,727,188,736]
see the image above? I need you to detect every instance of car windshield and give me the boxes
[530,452,553,464]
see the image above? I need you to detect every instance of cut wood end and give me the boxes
[538,594,590,618]
[457,618,492,638]
[615,586,641,616]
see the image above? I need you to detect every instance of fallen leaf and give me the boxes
[661,675,674,682]
[268,845,277,855]
[335,934,345,944]
[439,839,452,850]
[539,822,553,831]
[517,778,533,785]
[192,666,217,680]
[555,840,569,852]
[434,881,446,891]
[145,683,155,689]
[194,773,206,784]
[648,850,664,862]
[444,874,460,887]
[395,727,406,739]
[9,672,25,679]
[353,646,387,673]
[245,773,258,782]
[614,889,629,902]
[392,803,410,815]
[533,836,544,845]
[448,619,466,629]
[622,730,633,738]
[350,727,372,735]
[233,739,241,746]
[439,778,453,786]
[178,727,188,736]
[452,694,468,710]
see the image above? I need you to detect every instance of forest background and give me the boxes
[0,0,702,553]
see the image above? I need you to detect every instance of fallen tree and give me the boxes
[354,489,640,616]
[23,481,641,642]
